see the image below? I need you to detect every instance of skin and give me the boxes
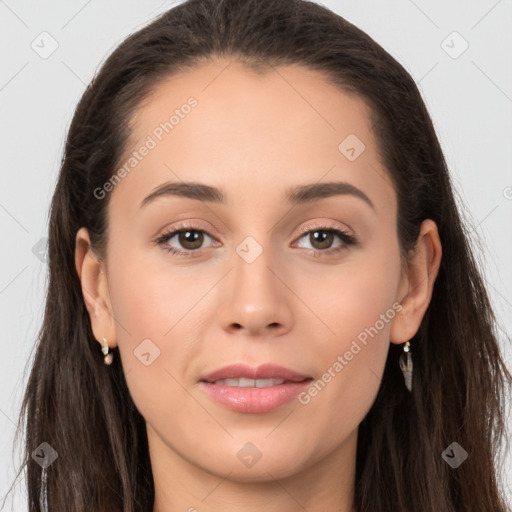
[75,58,442,512]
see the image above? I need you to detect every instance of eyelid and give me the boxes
[291,221,357,253]
[155,220,217,239]
[154,220,219,245]
[295,220,353,238]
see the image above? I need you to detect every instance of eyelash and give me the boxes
[155,221,357,258]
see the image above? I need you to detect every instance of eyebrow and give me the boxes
[140,181,375,210]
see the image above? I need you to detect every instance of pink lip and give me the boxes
[199,363,313,414]
[201,363,310,383]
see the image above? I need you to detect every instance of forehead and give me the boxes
[130,58,376,151]
[112,58,395,216]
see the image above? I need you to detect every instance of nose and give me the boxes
[218,240,293,337]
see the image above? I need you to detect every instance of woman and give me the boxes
[8,0,512,510]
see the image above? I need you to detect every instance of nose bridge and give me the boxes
[228,204,294,291]
[232,232,277,296]
[220,230,292,334]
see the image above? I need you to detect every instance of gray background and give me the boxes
[1,0,511,509]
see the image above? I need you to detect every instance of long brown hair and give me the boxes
[4,0,511,510]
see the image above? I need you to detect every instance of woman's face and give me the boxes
[78,58,439,489]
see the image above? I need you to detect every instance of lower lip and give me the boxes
[199,380,312,413]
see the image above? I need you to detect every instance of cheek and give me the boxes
[105,241,220,394]
[106,244,207,341]
[105,249,203,432]
[297,238,402,423]
[305,237,402,349]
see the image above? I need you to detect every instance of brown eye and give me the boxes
[294,226,357,255]
[308,230,336,250]
[156,225,217,256]
[175,229,204,250]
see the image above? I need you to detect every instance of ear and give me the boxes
[74,227,117,349]
[390,219,442,344]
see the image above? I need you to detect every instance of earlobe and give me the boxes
[390,219,442,344]
[74,227,117,348]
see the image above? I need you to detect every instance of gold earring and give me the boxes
[399,340,413,392]
[101,337,114,365]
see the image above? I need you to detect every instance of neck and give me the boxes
[150,427,358,512]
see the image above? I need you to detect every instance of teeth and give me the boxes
[213,377,286,387]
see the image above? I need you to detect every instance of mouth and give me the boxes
[207,377,297,387]
[199,363,313,413]
[200,362,311,383]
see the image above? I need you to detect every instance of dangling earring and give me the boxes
[101,337,114,365]
[399,340,413,392]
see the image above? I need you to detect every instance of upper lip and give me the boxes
[201,363,312,383]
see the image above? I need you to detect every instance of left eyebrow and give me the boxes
[139,180,375,210]
[285,181,375,210]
